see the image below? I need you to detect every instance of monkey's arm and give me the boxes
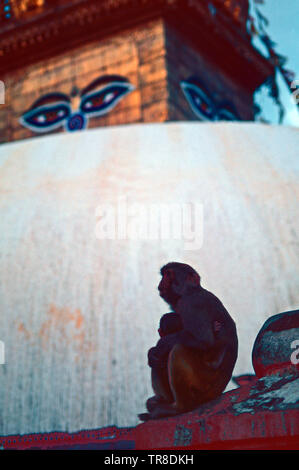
[176,296,215,351]
[148,333,180,368]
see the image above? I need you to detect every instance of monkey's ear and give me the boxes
[187,273,200,286]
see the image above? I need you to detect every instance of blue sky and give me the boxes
[249,0,299,126]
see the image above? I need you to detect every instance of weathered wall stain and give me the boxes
[38,305,86,352]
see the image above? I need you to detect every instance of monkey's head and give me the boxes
[158,262,201,309]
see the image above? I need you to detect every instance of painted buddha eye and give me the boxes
[216,103,239,121]
[80,81,134,117]
[19,77,134,134]
[181,79,216,121]
[20,94,71,133]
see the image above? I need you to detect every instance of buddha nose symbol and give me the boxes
[66,113,86,131]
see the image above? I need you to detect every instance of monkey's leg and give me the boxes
[147,344,207,420]
[151,367,173,403]
[168,344,204,411]
[138,367,174,421]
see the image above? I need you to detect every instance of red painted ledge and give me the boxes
[1,373,298,450]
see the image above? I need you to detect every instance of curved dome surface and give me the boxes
[0,122,298,434]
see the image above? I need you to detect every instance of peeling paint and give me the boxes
[233,378,299,414]
[173,425,193,447]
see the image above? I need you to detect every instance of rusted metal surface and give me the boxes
[0,122,298,435]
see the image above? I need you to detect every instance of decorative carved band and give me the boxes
[0,0,272,83]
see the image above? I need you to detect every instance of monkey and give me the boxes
[144,313,184,416]
[138,262,238,421]
[158,312,183,337]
